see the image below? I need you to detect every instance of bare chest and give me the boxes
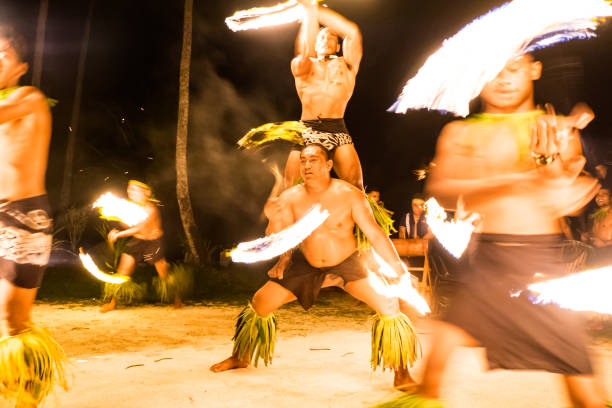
[292,195,354,233]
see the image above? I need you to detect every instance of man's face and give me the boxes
[412,199,425,217]
[315,29,339,57]
[480,55,541,112]
[0,39,26,89]
[299,145,331,181]
[368,191,381,203]
[596,189,610,207]
[127,184,150,203]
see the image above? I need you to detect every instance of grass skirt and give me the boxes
[0,324,69,405]
[103,279,147,304]
[232,303,276,367]
[237,121,306,149]
[153,263,194,303]
[356,196,397,251]
[371,313,420,371]
[373,393,445,408]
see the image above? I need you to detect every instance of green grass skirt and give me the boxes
[373,393,445,408]
[0,324,69,405]
[103,279,147,304]
[153,263,194,303]
[371,313,420,371]
[237,121,306,149]
[232,303,277,367]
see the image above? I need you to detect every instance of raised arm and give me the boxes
[317,6,362,72]
[0,86,47,125]
[291,0,318,78]
[351,191,405,278]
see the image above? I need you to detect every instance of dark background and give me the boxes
[3,0,612,260]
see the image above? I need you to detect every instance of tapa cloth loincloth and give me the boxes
[297,118,353,151]
[271,250,368,310]
[124,237,165,265]
[0,195,52,289]
[443,233,593,375]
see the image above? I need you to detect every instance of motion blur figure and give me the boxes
[284,0,364,190]
[101,180,183,312]
[0,26,67,408]
[378,54,607,408]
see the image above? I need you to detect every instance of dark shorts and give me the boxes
[271,250,368,310]
[0,195,52,289]
[295,118,353,152]
[443,233,593,375]
[124,237,165,265]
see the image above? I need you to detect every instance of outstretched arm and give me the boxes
[0,87,47,125]
[351,191,405,278]
[317,6,362,72]
[291,0,318,77]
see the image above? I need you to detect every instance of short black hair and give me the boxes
[0,25,28,62]
[300,143,331,161]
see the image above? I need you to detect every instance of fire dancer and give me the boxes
[378,55,607,407]
[211,144,419,390]
[100,180,183,312]
[0,26,68,407]
[283,0,364,190]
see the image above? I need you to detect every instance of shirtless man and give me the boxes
[211,144,419,389]
[101,180,182,312]
[0,26,67,407]
[284,0,364,190]
[584,188,612,268]
[379,55,606,407]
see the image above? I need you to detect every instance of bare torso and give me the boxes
[285,179,358,267]
[133,203,163,240]
[431,116,597,235]
[0,88,51,201]
[294,57,355,120]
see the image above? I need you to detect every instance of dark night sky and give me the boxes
[3,1,612,258]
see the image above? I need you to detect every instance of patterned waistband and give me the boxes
[302,118,348,134]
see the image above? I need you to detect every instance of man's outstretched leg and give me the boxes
[283,150,302,190]
[100,253,135,313]
[153,259,184,308]
[210,281,296,372]
[333,144,364,191]
[344,276,418,389]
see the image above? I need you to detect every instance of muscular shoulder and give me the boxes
[278,184,306,203]
[5,86,46,105]
[291,55,312,78]
[330,179,363,200]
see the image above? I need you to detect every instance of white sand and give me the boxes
[1,299,610,408]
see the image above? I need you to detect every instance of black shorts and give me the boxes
[270,250,369,310]
[0,195,52,289]
[124,237,165,265]
[444,233,593,375]
[295,118,353,152]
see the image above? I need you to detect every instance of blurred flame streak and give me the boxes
[226,0,305,32]
[230,204,329,263]
[79,252,129,284]
[528,267,612,314]
[368,250,431,315]
[389,0,612,117]
[425,198,475,258]
[92,192,148,227]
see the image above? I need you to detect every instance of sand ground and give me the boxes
[1,293,610,408]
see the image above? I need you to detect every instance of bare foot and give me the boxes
[394,366,417,392]
[210,355,249,373]
[174,297,184,309]
[100,299,116,313]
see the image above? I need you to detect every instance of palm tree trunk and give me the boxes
[176,0,202,263]
[32,0,49,87]
[60,0,94,210]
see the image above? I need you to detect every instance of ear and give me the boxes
[336,44,340,53]
[326,159,333,171]
[16,62,28,78]
[530,61,542,81]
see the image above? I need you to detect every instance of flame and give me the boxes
[368,250,431,315]
[230,204,329,263]
[425,198,475,258]
[226,0,304,32]
[79,252,129,284]
[389,0,612,117]
[528,267,612,314]
[92,192,148,227]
